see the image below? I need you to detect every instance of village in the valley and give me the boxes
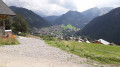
[31,25,117,46]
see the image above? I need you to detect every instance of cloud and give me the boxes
[3,0,69,16]
[48,0,77,9]
[3,0,120,16]
[72,0,120,12]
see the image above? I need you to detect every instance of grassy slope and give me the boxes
[61,24,76,30]
[40,35,120,65]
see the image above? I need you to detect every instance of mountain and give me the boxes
[54,10,85,28]
[99,7,113,16]
[82,7,100,20]
[81,7,113,27]
[78,7,120,44]
[82,7,113,19]
[54,7,113,28]
[44,16,59,23]
[10,6,51,28]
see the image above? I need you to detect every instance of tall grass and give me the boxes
[40,35,120,65]
[0,37,20,45]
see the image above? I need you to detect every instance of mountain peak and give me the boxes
[66,10,81,14]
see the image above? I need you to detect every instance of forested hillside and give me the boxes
[10,6,51,28]
[78,7,120,44]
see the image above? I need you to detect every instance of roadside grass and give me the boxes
[40,35,120,65]
[0,37,20,46]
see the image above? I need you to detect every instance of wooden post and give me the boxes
[0,15,8,36]
[1,15,8,36]
[2,17,5,36]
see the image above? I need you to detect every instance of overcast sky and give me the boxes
[3,0,120,16]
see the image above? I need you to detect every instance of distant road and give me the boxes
[0,36,112,67]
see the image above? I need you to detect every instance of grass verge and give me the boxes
[0,37,20,46]
[40,35,120,65]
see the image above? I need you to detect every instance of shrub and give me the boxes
[40,35,55,41]
[18,33,27,37]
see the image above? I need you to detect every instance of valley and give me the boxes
[1,0,120,67]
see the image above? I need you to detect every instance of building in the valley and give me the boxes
[93,39,110,45]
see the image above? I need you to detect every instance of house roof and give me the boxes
[0,0,16,16]
[98,39,110,45]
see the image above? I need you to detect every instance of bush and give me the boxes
[40,35,55,41]
[18,33,27,37]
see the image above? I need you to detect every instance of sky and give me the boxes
[3,0,120,16]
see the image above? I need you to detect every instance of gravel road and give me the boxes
[0,36,114,67]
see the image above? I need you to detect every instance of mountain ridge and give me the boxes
[52,7,113,28]
[10,6,51,28]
